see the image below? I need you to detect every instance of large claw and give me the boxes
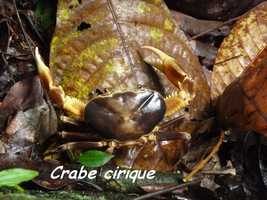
[35,47,85,119]
[141,46,194,118]
[141,46,194,94]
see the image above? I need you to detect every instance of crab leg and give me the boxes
[44,134,156,155]
[44,141,110,156]
[45,129,192,156]
[35,47,85,119]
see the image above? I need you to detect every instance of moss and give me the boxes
[58,8,70,22]
[61,57,119,101]
[69,0,80,8]
[137,2,151,13]
[150,28,163,42]
[58,37,119,100]
[61,72,90,100]
[72,38,118,68]
[164,18,174,31]
[153,0,162,4]
[85,9,107,25]
[50,36,59,59]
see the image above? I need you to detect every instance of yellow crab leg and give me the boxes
[35,47,85,119]
[164,91,191,118]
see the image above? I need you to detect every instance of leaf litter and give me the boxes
[0,0,267,199]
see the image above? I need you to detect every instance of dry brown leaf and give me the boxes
[217,46,267,137]
[50,0,210,120]
[46,0,211,171]
[115,139,187,171]
[211,2,267,102]
[0,77,57,156]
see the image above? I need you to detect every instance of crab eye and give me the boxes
[84,90,166,140]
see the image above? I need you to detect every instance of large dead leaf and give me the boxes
[50,0,210,120]
[47,0,212,171]
[217,46,267,137]
[211,2,267,101]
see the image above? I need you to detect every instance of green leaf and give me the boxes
[0,168,39,187]
[79,150,114,168]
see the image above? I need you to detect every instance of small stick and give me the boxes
[133,178,201,200]
[201,168,236,176]
[13,0,34,57]
[183,132,224,182]
[214,55,242,66]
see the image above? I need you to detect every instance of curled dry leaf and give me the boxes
[211,2,267,102]
[217,46,267,137]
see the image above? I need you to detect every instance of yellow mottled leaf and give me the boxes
[217,46,267,137]
[211,2,267,101]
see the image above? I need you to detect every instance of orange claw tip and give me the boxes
[141,46,191,90]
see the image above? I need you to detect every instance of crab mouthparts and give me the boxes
[84,89,166,140]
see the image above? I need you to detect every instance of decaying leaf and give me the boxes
[50,0,210,120]
[217,46,267,137]
[115,139,187,171]
[211,2,267,101]
[0,77,44,131]
[0,77,57,157]
[46,0,211,171]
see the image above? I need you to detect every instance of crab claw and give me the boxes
[141,46,194,94]
[35,47,85,119]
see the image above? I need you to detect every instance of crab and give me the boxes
[34,0,212,173]
[35,45,193,151]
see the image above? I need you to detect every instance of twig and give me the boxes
[183,132,224,182]
[77,180,103,192]
[133,179,201,200]
[190,16,241,40]
[214,55,242,66]
[201,168,236,176]
[13,0,34,57]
